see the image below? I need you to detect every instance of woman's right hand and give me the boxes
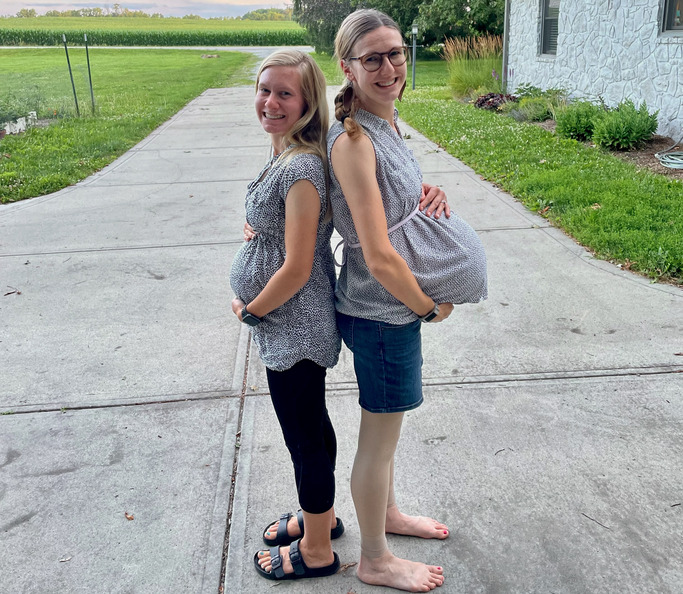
[243,222,257,241]
[433,303,454,323]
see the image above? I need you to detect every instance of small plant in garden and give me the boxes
[443,34,503,98]
[506,84,568,122]
[474,93,518,111]
[592,99,659,150]
[516,96,554,121]
[555,101,603,141]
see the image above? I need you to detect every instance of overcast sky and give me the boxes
[2,1,289,19]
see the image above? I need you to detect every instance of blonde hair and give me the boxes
[333,9,403,139]
[255,49,331,220]
[255,49,329,165]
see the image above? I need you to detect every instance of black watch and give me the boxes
[419,303,439,323]
[241,305,262,327]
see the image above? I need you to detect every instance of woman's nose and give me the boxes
[265,94,278,109]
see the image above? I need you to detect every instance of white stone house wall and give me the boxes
[507,0,683,139]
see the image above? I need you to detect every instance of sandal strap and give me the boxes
[275,512,293,544]
[288,540,306,576]
[269,545,285,579]
[296,510,305,534]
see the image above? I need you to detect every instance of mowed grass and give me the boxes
[399,90,683,283]
[0,48,256,203]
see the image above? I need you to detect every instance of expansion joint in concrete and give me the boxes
[219,323,252,591]
[0,239,243,259]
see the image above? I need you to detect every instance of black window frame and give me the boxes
[663,0,683,31]
[540,0,560,55]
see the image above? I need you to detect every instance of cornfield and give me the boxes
[0,28,308,46]
[0,17,308,46]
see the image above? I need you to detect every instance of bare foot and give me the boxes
[263,513,339,544]
[357,551,444,592]
[385,506,449,539]
[256,539,335,575]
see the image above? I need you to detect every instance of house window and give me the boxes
[541,0,560,54]
[664,0,682,30]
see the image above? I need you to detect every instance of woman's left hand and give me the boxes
[232,297,245,321]
[243,222,257,241]
[420,183,451,219]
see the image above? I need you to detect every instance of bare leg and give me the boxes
[257,508,336,574]
[352,409,444,592]
[385,458,449,539]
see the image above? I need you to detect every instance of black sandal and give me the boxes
[253,538,340,581]
[262,509,344,546]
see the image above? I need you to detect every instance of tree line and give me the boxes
[293,0,504,52]
[12,6,293,21]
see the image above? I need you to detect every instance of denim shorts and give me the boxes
[337,311,423,414]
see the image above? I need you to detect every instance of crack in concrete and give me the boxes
[219,324,251,593]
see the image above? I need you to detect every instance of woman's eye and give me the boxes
[364,55,380,64]
[389,50,400,57]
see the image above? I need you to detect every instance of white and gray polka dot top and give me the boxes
[229,151,341,371]
[328,108,488,325]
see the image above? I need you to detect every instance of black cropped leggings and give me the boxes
[266,359,337,514]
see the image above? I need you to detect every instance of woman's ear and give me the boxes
[341,60,355,82]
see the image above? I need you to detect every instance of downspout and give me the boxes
[501,0,511,93]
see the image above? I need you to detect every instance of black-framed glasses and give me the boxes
[347,47,408,72]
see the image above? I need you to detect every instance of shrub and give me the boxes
[516,96,554,121]
[592,100,659,150]
[556,101,602,141]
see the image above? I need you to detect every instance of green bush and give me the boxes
[516,96,553,121]
[556,101,602,141]
[592,100,658,150]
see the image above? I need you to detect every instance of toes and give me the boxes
[256,551,272,571]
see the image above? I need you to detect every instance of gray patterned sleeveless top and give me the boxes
[327,108,488,325]
[229,151,340,371]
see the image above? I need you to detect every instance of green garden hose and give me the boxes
[655,136,683,169]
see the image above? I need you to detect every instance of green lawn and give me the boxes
[0,48,255,202]
[400,89,683,284]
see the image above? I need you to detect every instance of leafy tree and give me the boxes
[468,0,505,35]
[293,0,354,53]
[417,0,504,44]
[16,8,37,18]
[353,0,420,36]
[293,0,503,53]
[242,8,293,21]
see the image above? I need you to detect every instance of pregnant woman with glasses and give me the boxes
[328,9,488,592]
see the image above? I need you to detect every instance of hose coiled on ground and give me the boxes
[655,136,683,169]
